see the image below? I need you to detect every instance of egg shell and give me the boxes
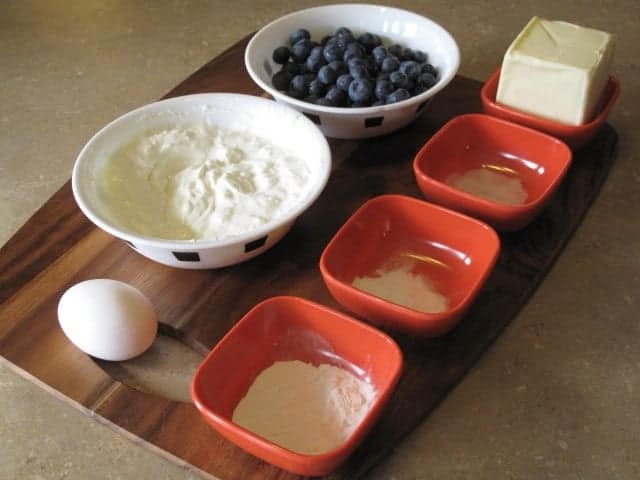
[58,279,158,361]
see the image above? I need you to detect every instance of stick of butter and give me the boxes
[497,17,614,126]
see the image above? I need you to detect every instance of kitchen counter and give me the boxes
[1,1,638,478]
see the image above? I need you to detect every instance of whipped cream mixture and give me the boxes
[100,124,310,240]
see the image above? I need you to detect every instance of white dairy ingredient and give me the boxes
[232,360,376,455]
[352,260,449,313]
[100,124,311,241]
[447,168,528,206]
[497,16,614,126]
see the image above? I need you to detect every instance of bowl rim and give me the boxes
[71,93,332,250]
[480,67,621,135]
[190,295,404,468]
[412,113,573,214]
[244,3,461,116]
[319,194,501,325]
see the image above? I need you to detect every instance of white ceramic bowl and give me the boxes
[245,4,460,139]
[72,93,331,269]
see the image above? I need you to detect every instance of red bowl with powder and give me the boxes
[190,296,403,477]
[319,194,500,337]
[413,114,572,231]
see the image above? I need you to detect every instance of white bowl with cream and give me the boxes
[72,93,331,269]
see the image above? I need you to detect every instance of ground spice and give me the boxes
[352,261,449,313]
[232,360,376,454]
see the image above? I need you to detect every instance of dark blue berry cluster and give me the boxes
[270,27,439,108]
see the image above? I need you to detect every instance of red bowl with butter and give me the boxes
[191,296,402,477]
[319,194,500,337]
[413,114,572,231]
[481,67,620,150]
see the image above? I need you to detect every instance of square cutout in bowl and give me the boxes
[320,195,500,337]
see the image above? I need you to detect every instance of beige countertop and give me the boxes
[2,1,639,478]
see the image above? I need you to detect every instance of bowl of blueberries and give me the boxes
[245,4,460,139]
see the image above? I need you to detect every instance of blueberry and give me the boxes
[412,84,429,96]
[322,43,343,63]
[421,63,438,76]
[386,88,411,104]
[364,57,379,75]
[348,77,373,103]
[305,53,326,73]
[349,60,370,79]
[388,44,403,58]
[291,42,311,63]
[323,36,337,49]
[276,28,435,108]
[385,88,411,103]
[335,26,353,37]
[280,62,299,75]
[309,45,324,59]
[336,73,354,92]
[296,62,310,74]
[294,38,313,49]
[400,47,414,61]
[372,99,385,107]
[344,42,364,57]
[390,71,411,89]
[346,56,365,68]
[308,79,325,97]
[372,45,387,66]
[336,28,355,43]
[374,78,394,100]
[349,57,376,76]
[418,72,437,88]
[272,70,292,91]
[328,60,347,75]
[317,65,338,85]
[345,42,365,55]
[325,86,346,106]
[289,28,310,46]
[272,46,290,65]
[412,50,427,63]
[399,61,421,80]
[344,50,363,63]
[381,56,400,73]
[287,88,306,100]
[357,32,381,52]
[316,97,335,107]
[335,34,355,50]
[290,74,311,95]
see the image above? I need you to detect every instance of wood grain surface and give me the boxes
[0,34,618,480]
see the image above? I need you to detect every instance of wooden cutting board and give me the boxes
[0,34,618,480]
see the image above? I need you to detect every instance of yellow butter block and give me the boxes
[497,17,614,126]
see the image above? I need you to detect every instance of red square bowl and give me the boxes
[481,67,620,150]
[413,113,572,231]
[190,296,402,477]
[319,194,500,337]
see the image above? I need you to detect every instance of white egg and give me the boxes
[58,279,158,361]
